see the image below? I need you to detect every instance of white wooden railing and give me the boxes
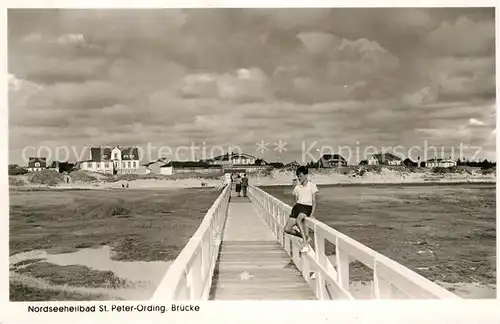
[152,184,231,300]
[247,185,461,300]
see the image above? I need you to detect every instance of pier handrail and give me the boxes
[152,184,231,300]
[248,184,461,300]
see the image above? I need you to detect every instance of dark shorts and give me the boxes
[289,203,313,219]
[235,184,241,192]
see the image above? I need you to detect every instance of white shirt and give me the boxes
[293,181,319,206]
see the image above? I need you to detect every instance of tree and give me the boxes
[8,165,28,175]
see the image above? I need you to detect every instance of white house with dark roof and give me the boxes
[79,146,140,174]
[426,157,457,168]
[368,153,402,166]
[205,152,259,166]
[318,154,347,167]
[202,152,267,174]
[27,157,47,172]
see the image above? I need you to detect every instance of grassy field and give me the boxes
[10,188,220,259]
[262,183,496,286]
[9,188,220,301]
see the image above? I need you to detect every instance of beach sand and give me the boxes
[9,168,496,190]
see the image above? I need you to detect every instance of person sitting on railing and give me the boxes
[283,165,318,253]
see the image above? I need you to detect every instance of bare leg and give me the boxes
[284,218,302,239]
[295,213,308,248]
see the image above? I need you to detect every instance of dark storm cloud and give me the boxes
[8,8,496,164]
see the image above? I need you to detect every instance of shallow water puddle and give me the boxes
[10,246,172,288]
[348,281,496,299]
[436,281,497,299]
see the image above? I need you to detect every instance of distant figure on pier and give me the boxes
[284,166,318,253]
[234,175,242,197]
[241,173,248,197]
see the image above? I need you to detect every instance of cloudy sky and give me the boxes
[8,8,496,165]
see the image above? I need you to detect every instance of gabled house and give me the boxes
[426,157,457,168]
[27,157,47,172]
[79,146,141,175]
[144,157,170,174]
[318,154,347,167]
[161,160,222,175]
[204,152,266,174]
[205,153,260,166]
[368,153,402,166]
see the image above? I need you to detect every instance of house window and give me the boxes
[134,161,137,168]
[127,161,131,168]
[130,154,135,159]
[103,155,108,159]
[123,162,126,168]
[114,153,118,159]
[105,162,109,168]
[35,162,40,167]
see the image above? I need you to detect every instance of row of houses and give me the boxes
[24,146,270,175]
[318,153,458,168]
[78,146,271,175]
[23,145,462,175]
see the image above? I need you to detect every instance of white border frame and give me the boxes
[1,2,498,323]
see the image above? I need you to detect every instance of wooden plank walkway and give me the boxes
[209,191,316,300]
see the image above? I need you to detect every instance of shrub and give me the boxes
[9,177,26,186]
[482,168,495,175]
[365,165,382,173]
[431,167,448,174]
[85,202,132,219]
[69,170,99,183]
[28,170,64,186]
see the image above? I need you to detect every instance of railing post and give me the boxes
[373,260,393,299]
[273,202,279,238]
[179,273,189,300]
[201,230,210,282]
[189,249,203,300]
[314,227,328,300]
[335,237,350,290]
[292,242,301,271]
[284,233,291,254]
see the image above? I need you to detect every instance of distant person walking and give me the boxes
[234,175,242,197]
[283,166,318,253]
[241,173,249,197]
